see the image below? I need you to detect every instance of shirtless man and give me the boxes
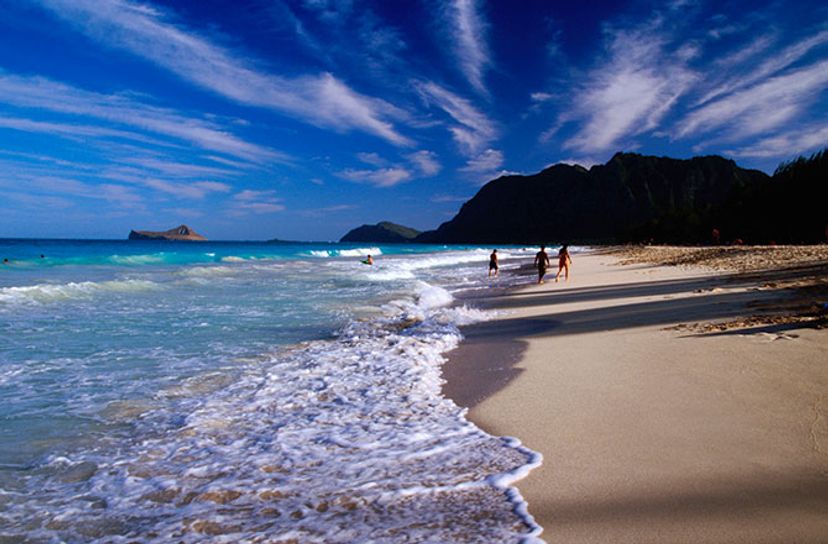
[488,249,499,277]
[534,246,550,284]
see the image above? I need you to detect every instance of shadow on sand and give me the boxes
[529,470,828,542]
[445,262,825,409]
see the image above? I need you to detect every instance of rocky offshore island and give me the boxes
[128,225,207,241]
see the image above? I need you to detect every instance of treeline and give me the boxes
[681,148,826,244]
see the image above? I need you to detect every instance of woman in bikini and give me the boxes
[555,244,571,281]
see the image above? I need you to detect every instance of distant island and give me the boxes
[128,225,207,241]
[340,221,421,243]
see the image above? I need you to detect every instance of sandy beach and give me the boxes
[444,246,828,543]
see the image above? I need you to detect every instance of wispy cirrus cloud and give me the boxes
[458,148,512,183]
[92,162,232,200]
[726,124,828,159]
[139,179,231,200]
[337,149,442,187]
[337,167,412,188]
[560,23,697,154]
[445,0,491,95]
[0,74,284,163]
[406,150,442,176]
[459,148,503,173]
[415,81,497,155]
[694,29,828,107]
[34,0,413,146]
[676,60,828,141]
[297,203,357,217]
[230,189,285,214]
[2,148,235,204]
[0,116,165,146]
[0,170,144,208]
[117,158,236,179]
[356,152,389,168]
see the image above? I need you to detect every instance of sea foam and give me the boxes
[0,242,543,542]
[4,279,542,542]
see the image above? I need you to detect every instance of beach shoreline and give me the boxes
[443,246,828,543]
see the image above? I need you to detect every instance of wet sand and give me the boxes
[444,247,828,543]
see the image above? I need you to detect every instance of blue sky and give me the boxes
[0,0,826,240]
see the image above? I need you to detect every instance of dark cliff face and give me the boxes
[416,153,772,244]
[340,221,421,243]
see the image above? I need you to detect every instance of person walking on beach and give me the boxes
[534,246,550,284]
[488,249,499,277]
[555,244,572,282]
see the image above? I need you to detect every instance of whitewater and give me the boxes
[0,239,544,542]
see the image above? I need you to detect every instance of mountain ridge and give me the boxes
[414,152,783,244]
[340,221,421,243]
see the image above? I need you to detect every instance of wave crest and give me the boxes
[0,279,161,305]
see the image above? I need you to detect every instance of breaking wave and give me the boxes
[0,279,161,305]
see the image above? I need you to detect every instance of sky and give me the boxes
[0,0,826,240]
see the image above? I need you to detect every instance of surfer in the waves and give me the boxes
[362,254,374,265]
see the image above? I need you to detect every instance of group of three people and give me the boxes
[488,245,572,284]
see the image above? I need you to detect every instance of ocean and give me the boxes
[0,239,543,543]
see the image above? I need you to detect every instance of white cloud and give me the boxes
[406,150,442,176]
[0,74,284,162]
[726,125,828,159]
[97,183,145,206]
[235,202,285,213]
[554,157,602,169]
[531,92,554,103]
[35,0,413,146]
[298,204,357,217]
[695,29,828,107]
[0,116,163,145]
[415,81,497,155]
[0,172,144,208]
[676,60,828,140]
[140,178,231,199]
[231,189,285,214]
[120,158,236,178]
[458,148,509,183]
[234,201,285,214]
[356,152,388,167]
[460,148,503,173]
[446,0,491,95]
[337,167,412,187]
[193,181,232,193]
[711,34,775,70]
[561,25,697,154]
[0,190,75,209]
[339,150,440,186]
[235,189,277,201]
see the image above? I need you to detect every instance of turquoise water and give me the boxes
[0,239,543,542]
